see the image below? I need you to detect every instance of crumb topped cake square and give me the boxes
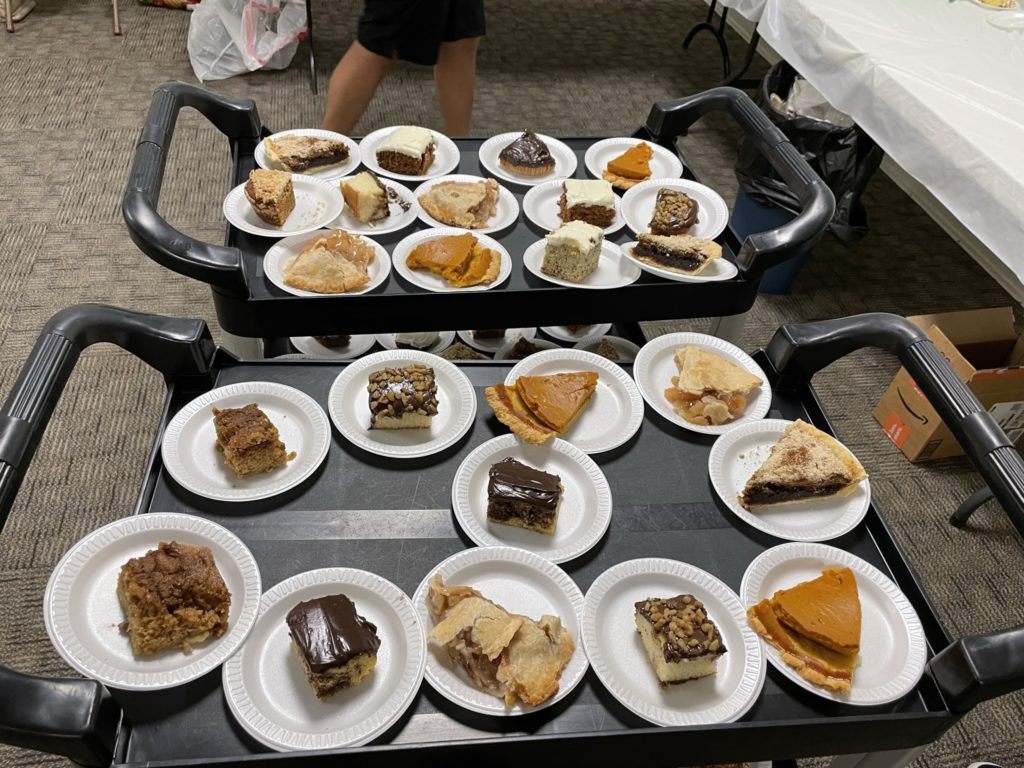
[635,594,726,684]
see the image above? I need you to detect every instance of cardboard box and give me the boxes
[874,307,1024,462]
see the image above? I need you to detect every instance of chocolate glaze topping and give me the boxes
[487,458,561,510]
[650,188,698,234]
[499,131,554,169]
[286,594,380,673]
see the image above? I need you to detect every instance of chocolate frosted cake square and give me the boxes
[486,457,563,534]
[286,594,381,700]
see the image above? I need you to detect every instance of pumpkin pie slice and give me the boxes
[747,566,861,693]
[406,233,477,282]
[770,566,861,655]
[485,384,557,445]
[747,597,856,693]
[603,142,654,189]
[515,372,599,432]
[739,420,867,511]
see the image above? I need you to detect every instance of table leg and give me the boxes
[112,0,121,35]
[306,0,317,94]
[708,311,748,345]
[5,0,14,33]
[681,0,731,81]
[718,28,761,89]
[828,746,926,768]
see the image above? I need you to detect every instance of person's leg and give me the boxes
[322,41,395,134]
[433,36,479,136]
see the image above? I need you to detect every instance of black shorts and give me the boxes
[358,0,486,66]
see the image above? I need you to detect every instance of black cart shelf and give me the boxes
[122,82,835,352]
[0,305,1023,767]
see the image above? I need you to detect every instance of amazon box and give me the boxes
[874,307,1024,462]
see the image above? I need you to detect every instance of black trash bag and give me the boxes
[735,61,883,246]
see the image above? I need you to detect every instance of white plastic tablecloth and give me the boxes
[759,0,1024,289]
[713,0,767,23]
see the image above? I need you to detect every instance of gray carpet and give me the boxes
[1,1,1022,766]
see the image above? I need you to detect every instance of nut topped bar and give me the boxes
[367,364,438,429]
[635,594,727,684]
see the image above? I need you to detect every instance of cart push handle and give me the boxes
[646,87,835,276]
[123,81,263,294]
[765,311,1024,712]
[0,305,214,765]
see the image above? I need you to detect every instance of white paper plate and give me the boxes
[457,327,536,353]
[522,238,640,289]
[583,138,684,182]
[413,174,520,234]
[333,176,421,235]
[621,240,739,283]
[392,228,512,292]
[541,323,613,342]
[412,546,587,715]
[620,178,729,241]
[582,558,765,726]
[327,349,475,458]
[494,336,562,360]
[224,174,344,238]
[506,349,643,453]
[255,129,360,181]
[44,513,261,691]
[222,568,425,751]
[451,435,612,563]
[709,419,871,542]
[987,9,1024,27]
[263,231,391,297]
[373,331,455,354]
[161,382,331,502]
[521,179,626,236]
[740,542,927,705]
[634,332,771,436]
[477,132,578,187]
[573,334,641,363]
[359,126,460,181]
[290,335,377,360]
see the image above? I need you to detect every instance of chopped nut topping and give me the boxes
[635,594,727,662]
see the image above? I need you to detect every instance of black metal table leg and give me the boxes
[682,0,731,81]
[951,486,995,528]
[306,0,317,95]
[718,28,761,89]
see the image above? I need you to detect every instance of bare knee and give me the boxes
[437,36,480,62]
[337,41,397,76]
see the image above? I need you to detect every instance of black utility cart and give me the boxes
[0,305,1023,767]
[122,82,834,357]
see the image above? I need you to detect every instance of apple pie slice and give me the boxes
[426,575,575,706]
[665,346,762,426]
[418,179,500,229]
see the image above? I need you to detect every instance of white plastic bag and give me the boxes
[187,0,306,82]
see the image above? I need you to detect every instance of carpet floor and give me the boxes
[0,1,1021,766]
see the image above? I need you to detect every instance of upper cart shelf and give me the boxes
[122,83,835,340]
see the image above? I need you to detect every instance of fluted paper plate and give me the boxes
[161,382,331,502]
[581,558,765,726]
[328,349,476,458]
[477,132,578,187]
[451,435,612,563]
[44,513,261,691]
[359,126,460,181]
[263,230,391,298]
[255,129,360,181]
[741,543,927,706]
[522,238,639,289]
[708,419,871,542]
[223,568,425,751]
[633,332,771,436]
[620,177,729,240]
[505,348,643,454]
[223,174,344,238]
[413,174,520,234]
[583,137,684,182]
[457,327,536,353]
[412,546,587,716]
[521,179,626,236]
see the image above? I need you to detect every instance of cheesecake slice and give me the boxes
[739,420,867,510]
[341,171,389,224]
